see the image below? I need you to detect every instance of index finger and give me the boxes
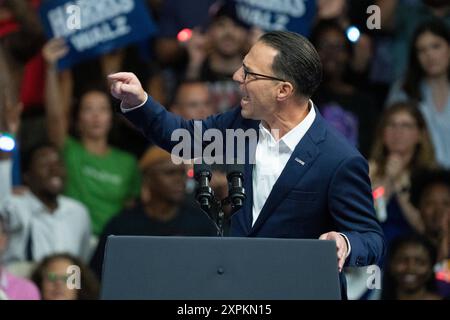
[107,72,133,82]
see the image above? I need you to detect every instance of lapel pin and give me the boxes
[295,157,305,166]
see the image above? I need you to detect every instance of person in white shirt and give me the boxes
[0,143,92,263]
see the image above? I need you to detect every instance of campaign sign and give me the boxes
[39,0,157,69]
[232,0,316,36]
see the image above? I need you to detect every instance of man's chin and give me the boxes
[44,188,62,199]
[240,108,252,119]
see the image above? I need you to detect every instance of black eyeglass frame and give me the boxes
[242,64,286,82]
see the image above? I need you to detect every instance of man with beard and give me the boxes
[0,143,92,263]
[185,1,250,112]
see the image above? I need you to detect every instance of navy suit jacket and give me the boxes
[122,96,385,297]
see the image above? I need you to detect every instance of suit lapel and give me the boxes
[243,161,254,233]
[248,133,320,235]
[247,107,327,236]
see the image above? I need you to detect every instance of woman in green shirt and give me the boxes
[43,39,140,235]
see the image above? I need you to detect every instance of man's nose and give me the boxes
[233,66,244,83]
[404,258,418,273]
[50,162,64,176]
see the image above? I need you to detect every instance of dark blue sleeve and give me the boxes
[327,155,385,267]
[120,95,241,157]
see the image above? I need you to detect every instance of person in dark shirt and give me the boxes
[410,169,450,297]
[382,235,444,300]
[311,20,379,157]
[90,146,216,278]
[184,1,250,112]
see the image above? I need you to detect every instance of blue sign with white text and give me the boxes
[232,0,316,36]
[39,0,157,69]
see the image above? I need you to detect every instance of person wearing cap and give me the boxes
[89,146,217,279]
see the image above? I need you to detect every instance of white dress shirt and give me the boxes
[252,102,316,225]
[122,97,351,256]
[251,102,351,256]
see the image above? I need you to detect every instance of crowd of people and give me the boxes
[0,0,449,300]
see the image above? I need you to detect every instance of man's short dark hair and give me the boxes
[310,19,352,54]
[410,169,450,208]
[21,141,60,175]
[259,31,323,99]
[170,79,209,106]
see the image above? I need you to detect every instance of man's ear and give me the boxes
[276,82,294,101]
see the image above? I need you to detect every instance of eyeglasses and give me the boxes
[242,64,286,82]
[385,121,418,131]
[45,272,70,283]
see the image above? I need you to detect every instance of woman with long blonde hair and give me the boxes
[370,102,436,247]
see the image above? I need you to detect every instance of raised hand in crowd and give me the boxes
[0,44,23,160]
[42,38,72,149]
[42,38,70,67]
[0,91,23,136]
[185,29,209,80]
[385,154,408,187]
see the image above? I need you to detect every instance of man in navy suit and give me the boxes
[108,31,384,298]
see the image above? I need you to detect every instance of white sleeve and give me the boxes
[79,206,94,262]
[339,232,352,259]
[0,159,12,201]
[120,93,148,113]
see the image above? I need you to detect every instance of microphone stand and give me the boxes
[208,197,226,237]
[195,168,245,237]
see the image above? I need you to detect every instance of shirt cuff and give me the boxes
[120,93,148,113]
[339,233,351,259]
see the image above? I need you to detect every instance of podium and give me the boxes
[100,236,341,300]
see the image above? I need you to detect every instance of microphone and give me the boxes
[194,162,214,212]
[226,163,246,211]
